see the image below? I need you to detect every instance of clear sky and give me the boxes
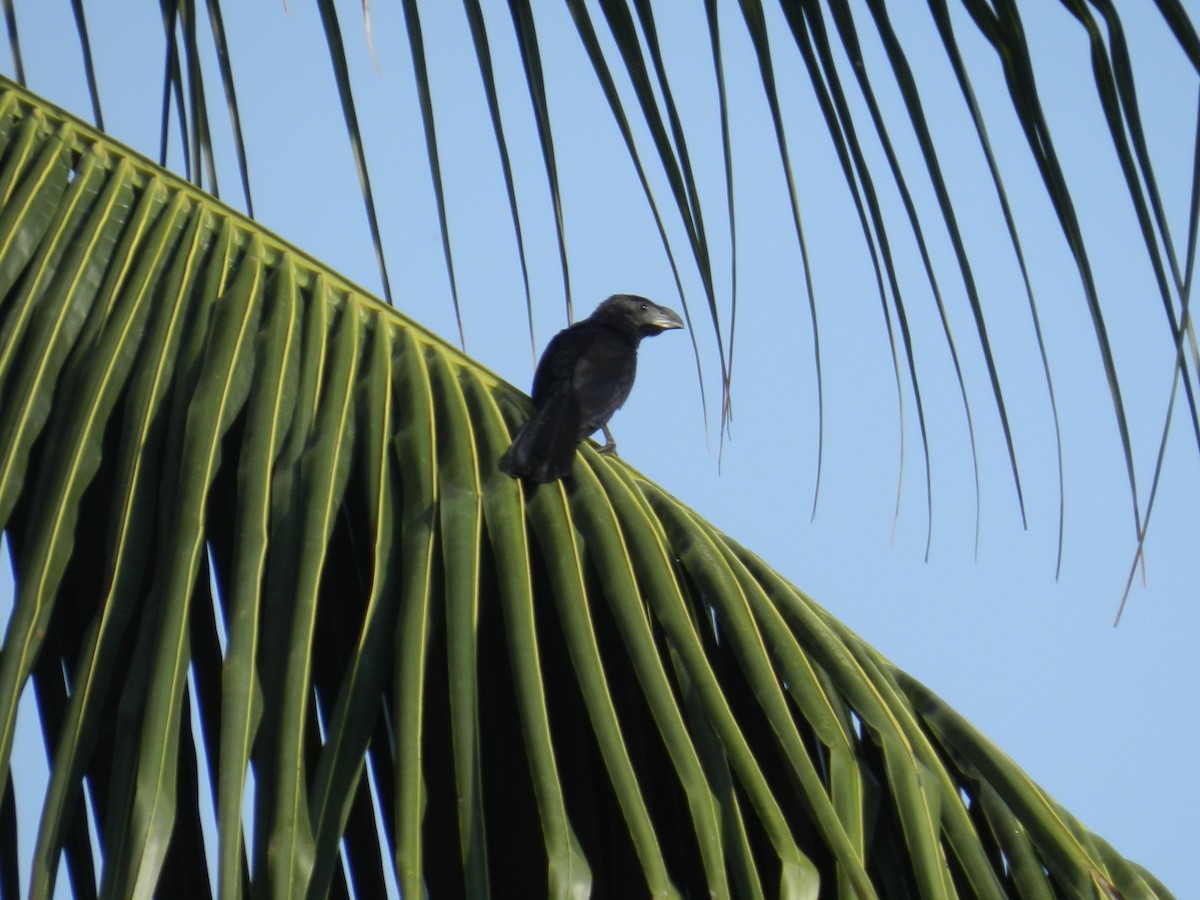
[2,1,1197,896]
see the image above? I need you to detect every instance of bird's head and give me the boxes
[591,294,685,337]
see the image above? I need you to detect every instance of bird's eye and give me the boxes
[640,302,648,311]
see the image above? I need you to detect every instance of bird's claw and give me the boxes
[598,426,618,457]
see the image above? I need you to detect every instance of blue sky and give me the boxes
[3,1,1198,896]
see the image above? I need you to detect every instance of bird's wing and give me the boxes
[571,331,637,434]
[530,323,596,405]
[498,388,582,482]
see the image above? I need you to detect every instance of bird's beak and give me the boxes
[651,305,684,331]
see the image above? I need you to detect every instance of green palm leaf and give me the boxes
[0,79,1171,899]
[9,2,1194,584]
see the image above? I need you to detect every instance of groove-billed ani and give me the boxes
[499,294,684,482]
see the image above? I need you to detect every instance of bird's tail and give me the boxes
[499,393,581,482]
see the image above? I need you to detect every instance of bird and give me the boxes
[499,294,684,483]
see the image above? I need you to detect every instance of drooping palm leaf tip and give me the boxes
[0,82,1172,898]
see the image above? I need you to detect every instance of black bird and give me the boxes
[499,294,684,482]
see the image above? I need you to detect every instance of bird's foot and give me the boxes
[598,425,618,457]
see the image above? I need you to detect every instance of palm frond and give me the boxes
[315,0,393,307]
[8,2,1199,573]
[0,79,1172,899]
